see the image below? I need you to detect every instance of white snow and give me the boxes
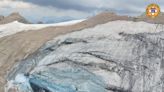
[93,70,121,87]
[5,74,33,92]
[0,19,85,38]
[1,20,163,39]
[15,74,29,83]
[41,20,164,51]
[53,20,163,40]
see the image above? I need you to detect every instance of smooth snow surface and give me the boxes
[56,20,163,40]
[0,19,85,38]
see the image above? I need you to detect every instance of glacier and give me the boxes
[6,20,164,92]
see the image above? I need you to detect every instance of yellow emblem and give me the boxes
[146,3,160,18]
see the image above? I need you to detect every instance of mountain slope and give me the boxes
[0,12,30,24]
[6,20,164,92]
[0,12,132,92]
[136,12,164,24]
[1,12,164,92]
[0,16,4,21]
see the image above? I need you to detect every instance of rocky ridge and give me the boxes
[0,12,29,24]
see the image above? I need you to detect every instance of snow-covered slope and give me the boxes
[0,19,85,38]
[6,20,164,92]
[52,20,163,40]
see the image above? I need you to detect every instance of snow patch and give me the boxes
[0,19,85,38]
[15,74,29,83]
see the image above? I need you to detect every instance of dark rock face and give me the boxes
[5,21,164,92]
[0,12,30,24]
[0,16,4,21]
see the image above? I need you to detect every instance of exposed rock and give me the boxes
[136,12,164,24]
[0,16,4,21]
[37,21,44,24]
[0,12,30,24]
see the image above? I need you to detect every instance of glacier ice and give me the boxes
[6,21,164,92]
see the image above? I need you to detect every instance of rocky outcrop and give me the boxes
[136,12,164,24]
[0,12,30,24]
[0,16,4,21]
[5,20,164,92]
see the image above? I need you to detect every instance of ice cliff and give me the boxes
[6,20,164,92]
